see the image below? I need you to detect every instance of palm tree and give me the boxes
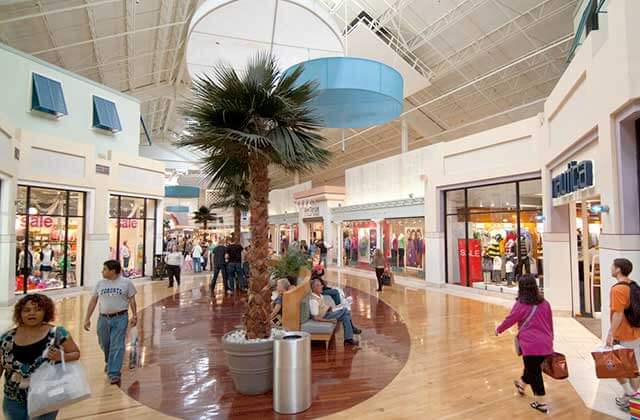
[209,173,250,242]
[179,54,329,339]
[192,205,216,230]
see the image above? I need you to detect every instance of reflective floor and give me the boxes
[120,284,410,419]
[32,270,613,419]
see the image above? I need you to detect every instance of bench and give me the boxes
[281,268,339,348]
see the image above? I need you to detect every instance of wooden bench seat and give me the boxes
[281,269,339,347]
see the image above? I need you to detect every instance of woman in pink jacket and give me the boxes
[496,274,554,414]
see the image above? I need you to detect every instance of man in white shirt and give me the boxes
[192,242,203,273]
[309,278,359,345]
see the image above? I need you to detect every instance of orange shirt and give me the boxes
[610,282,640,341]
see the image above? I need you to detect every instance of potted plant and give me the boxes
[270,247,311,286]
[179,53,329,395]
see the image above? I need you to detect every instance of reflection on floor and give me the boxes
[17,270,616,419]
[121,283,410,419]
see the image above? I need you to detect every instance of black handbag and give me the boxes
[381,272,392,286]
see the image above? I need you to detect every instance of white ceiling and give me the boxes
[0,0,579,189]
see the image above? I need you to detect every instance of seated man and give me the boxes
[270,278,291,325]
[309,278,361,346]
[311,266,341,305]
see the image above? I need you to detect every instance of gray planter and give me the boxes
[222,330,274,395]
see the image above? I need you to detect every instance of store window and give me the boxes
[342,220,377,268]
[382,217,425,278]
[15,186,86,294]
[444,179,543,291]
[109,195,157,278]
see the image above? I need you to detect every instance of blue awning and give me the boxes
[31,73,68,117]
[165,186,200,198]
[92,96,122,132]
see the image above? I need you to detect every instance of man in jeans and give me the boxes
[84,260,137,385]
[226,239,245,292]
[606,258,640,409]
[211,240,228,294]
[309,278,360,345]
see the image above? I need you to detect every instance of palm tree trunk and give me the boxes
[244,154,271,339]
[234,207,241,243]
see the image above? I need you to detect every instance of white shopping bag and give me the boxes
[28,350,91,417]
[128,326,139,369]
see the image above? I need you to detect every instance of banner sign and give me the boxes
[552,160,594,198]
[303,207,320,218]
[458,239,482,286]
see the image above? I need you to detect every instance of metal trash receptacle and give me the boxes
[273,331,311,414]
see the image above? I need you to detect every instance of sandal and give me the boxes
[530,401,549,414]
[513,380,526,396]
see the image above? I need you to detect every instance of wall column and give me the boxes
[0,173,16,306]
[84,187,110,291]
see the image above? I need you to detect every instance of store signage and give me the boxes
[119,219,139,228]
[303,206,320,218]
[457,239,482,286]
[95,164,110,175]
[552,160,594,198]
[19,216,55,228]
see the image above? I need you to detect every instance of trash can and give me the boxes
[273,331,312,414]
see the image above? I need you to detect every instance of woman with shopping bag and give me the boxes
[495,274,554,414]
[0,294,82,420]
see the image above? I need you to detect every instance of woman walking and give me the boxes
[496,274,553,414]
[1,294,81,419]
[372,248,386,292]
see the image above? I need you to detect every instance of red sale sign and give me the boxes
[457,239,482,286]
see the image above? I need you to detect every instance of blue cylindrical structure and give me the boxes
[285,57,403,128]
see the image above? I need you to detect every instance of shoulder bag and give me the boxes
[514,304,538,356]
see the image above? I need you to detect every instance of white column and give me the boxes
[337,223,343,267]
[84,188,110,291]
[0,173,16,306]
[376,220,382,251]
[401,119,409,153]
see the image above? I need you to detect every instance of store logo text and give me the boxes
[552,160,594,198]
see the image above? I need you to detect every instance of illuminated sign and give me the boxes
[552,160,594,198]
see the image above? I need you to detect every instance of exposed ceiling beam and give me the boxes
[30,20,187,56]
[35,0,67,69]
[0,0,121,25]
[430,0,575,79]
[325,34,572,150]
[407,0,489,51]
[70,47,181,74]
[124,0,136,92]
[84,0,106,84]
[153,0,174,86]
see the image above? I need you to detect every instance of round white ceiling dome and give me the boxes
[186,0,345,80]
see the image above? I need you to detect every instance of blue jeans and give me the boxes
[3,398,57,420]
[97,313,128,379]
[227,263,245,290]
[193,257,202,272]
[322,287,341,305]
[324,308,354,340]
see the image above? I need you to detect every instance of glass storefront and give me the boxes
[342,220,377,268]
[15,186,85,294]
[382,217,425,278]
[306,220,324,243]
[445,179,543,291]
[109,195,157,278]
[278,223,299,253]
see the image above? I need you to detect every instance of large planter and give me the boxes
[222,330,274,395]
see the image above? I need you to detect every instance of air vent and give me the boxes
[96,164,110,175]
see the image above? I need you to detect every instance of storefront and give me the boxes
[383,217,425,277]
[14,185,85,294]
[109,194,157,278]
[278,223,298,253]
[444,178,543,294]
[342,220,377,268]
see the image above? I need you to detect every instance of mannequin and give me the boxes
[416,230,424,269]
[487,235,502,282]
[40,244,54,280]
[351,234,358,263]
[344,232,351,265]
[391,234,398,267]
[505,255,516,286]
[407,230,416,267]
[518,232,532,275]
[398,233,406,268]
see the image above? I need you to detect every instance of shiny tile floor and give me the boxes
[7,271,615,419]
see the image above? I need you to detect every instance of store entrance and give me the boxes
[307,221,324,244]
[575,199,603,320]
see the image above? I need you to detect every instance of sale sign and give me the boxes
[457,239,482,286]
